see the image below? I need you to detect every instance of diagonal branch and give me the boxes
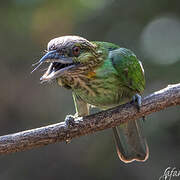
[0,83,180,155]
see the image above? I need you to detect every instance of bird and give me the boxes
[33,35,149,163]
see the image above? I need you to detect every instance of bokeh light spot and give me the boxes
[140,15,180,65]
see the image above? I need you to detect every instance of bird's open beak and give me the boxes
[31,50,76,82]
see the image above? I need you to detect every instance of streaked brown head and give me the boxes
[32,36,100,84]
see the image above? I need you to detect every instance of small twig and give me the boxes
[0,83,179,155]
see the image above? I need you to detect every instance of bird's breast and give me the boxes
[58,60,135,108]
[72,74,133,109]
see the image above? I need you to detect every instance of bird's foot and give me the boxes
[64,115,76,144]
[132,94,146,121]
[65,115,75,128]
[132,94,142,111]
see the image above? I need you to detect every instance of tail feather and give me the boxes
[112,119,149,163]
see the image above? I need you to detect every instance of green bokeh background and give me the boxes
[0,0,180,179]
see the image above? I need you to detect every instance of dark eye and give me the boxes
[72,46,80,57]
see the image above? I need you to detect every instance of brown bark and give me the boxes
[0,83,179,155]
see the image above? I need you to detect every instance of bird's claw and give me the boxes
[64,115,76,144]
[132,94,142,111]
[132,94,146,122]
[65,115,75,128]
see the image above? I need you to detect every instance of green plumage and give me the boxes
[38,36,149,163]
[73,43,145,109]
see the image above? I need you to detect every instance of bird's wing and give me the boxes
[109,48,145,94]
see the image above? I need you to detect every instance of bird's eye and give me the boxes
[72,46,80,57]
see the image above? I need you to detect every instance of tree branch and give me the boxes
[0,83,180,155]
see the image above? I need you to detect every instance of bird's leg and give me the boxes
[65,95,89,142]
[132,94,146,121]
[64,92,89,143]
[65,92,89,127]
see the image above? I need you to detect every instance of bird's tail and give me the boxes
[112,119,149,163]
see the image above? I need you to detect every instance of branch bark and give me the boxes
[0,83,180,155]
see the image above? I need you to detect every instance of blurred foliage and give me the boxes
[0,0,180,179]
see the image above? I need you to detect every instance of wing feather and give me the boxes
[110,48,145,93]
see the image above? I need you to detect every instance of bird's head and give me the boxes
[32,36,105,85]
